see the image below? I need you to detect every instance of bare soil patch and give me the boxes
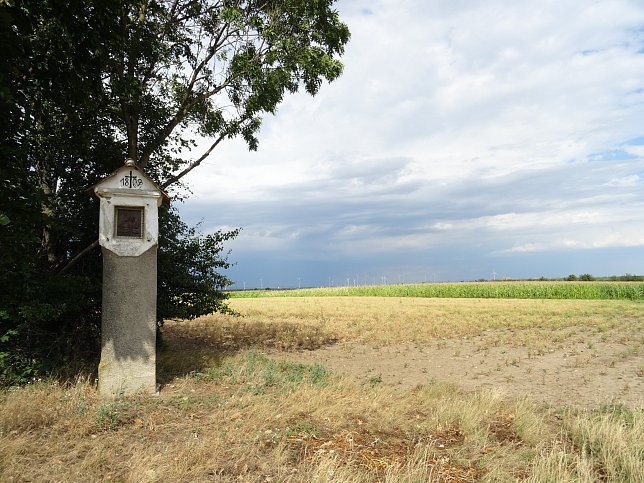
[161,316,643,408]
[268,330,643,408]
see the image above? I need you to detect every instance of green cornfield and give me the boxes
[230,281,644,300]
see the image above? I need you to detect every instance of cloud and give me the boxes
[507,227,644,253]
[603,174,641,187]
[180,0,644,286]
[623,144,644,157]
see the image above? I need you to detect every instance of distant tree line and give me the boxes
[565,274,596,281]
[476,274,644,282]
[564,274,644,282]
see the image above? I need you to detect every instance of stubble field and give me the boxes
[1,288,642,481]
[220,296,644,408]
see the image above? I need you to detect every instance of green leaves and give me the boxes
[157,206,240,322]
[221,6,244,27]
[0,329,18,344]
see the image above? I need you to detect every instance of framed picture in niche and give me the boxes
[115,207,144,238]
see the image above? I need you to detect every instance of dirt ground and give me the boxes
[266,332,644,409]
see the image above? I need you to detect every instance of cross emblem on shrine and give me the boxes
[120,169,143,189]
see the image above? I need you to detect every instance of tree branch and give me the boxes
[138,23,236,169]
[58,239,99,275]
[161,134,225,189]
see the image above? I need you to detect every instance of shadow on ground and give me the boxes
[157,318,337,382]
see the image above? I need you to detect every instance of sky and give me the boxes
[179,0,644,289]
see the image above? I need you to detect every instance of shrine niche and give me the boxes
[115,207,143,238]
[87,158,169,257]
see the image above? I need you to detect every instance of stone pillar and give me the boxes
[98,247,158,395]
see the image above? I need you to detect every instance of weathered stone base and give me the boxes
[99,247,157,396]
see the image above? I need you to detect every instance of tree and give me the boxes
[103,0,350,183]
[0,0,125,383]
[157,207,241,322]
[0,0,350,384]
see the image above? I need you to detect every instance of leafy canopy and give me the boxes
[105,0,350,187]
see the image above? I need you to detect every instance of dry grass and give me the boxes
[212,297,642,352]
[2,351,641,481]
[528,403,644,482]
[1,296,642,481]
[0,357,553,482]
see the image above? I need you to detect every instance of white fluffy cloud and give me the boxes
[181,0,644,286]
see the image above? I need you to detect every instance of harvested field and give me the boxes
[1,295,642,481]
[164,296,644,408]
